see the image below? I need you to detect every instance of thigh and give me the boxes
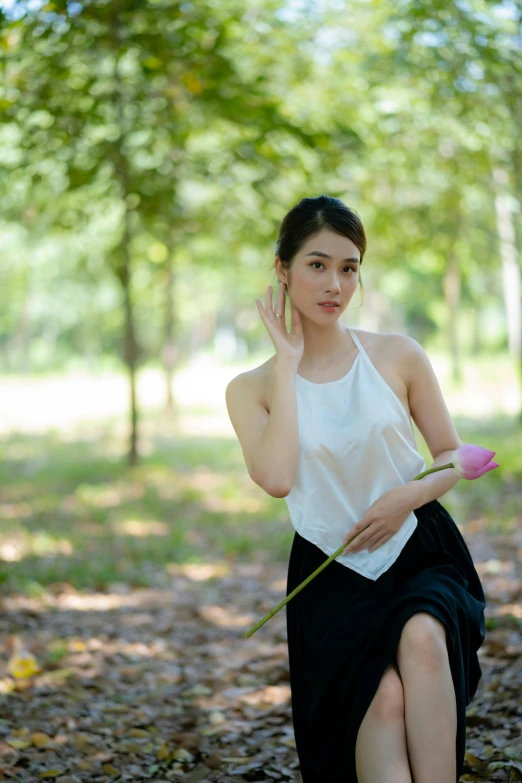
[364,662,405,722]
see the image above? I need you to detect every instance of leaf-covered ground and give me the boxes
[1,520,521,783]
[0,409,521,781]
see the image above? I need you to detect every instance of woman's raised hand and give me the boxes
[255,281,304,366]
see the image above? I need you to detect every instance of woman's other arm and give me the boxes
[225,360,299,498]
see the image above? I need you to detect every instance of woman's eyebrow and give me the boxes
[305,251,360,263]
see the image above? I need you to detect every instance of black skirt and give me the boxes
[285,498,486,783]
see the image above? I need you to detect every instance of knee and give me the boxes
[369,665,405,722]
[397,612,448,672]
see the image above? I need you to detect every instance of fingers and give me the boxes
[344,538,366,554]
[342,524,366,553]
[255,282,285,326]
[277,281,286,317]
[342,536,361,554]
[265,282,286,323]
[273,280,286,316]
[367,535,388,553]
[342,526,362,547]
[265,284,272,315]
[255,297,266,319]
[343,533,388,555]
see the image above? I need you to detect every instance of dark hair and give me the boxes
[272,195,367,307]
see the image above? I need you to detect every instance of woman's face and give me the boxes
[277,229,361,320]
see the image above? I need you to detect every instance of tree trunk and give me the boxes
[110,8,140,464]
[161,252,180,418]
[116,208,139,467]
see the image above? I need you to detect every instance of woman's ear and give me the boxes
[274,258,285,285]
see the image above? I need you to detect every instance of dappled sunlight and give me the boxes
[75,481,145,509]
[0,527,74,562]
[167,562,231,581]
[187,467,233,492]
[0,394,516,637]
[271,577,288,593]
[198,603,254,629]
[155,483,184,501]
[0,501,32,519]
[194,682,293,711]
[0,538,26,562]
[476,558,515,576]
[154,466,266,512]
[112,518,170,537]
[202,493,264,513]
[240,684,291,709]
[4,590,145,612]
[500,603,522,620]
[28,532,74,557]
[147,477,183,502]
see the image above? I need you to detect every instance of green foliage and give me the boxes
[0,0,519,373]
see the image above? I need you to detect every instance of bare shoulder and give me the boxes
[352,327,390,353]
[352,327,407,366]
[232,354,288,413]
[226,363,267,406]
[378,331,428,389]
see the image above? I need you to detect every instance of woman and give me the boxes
[225,195,486,782]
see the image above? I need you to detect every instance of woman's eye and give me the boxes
[311,262,355,273]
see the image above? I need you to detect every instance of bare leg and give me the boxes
[396,613,458,783]
[355,662,412,783]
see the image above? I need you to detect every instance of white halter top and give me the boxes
[284,327,426,581]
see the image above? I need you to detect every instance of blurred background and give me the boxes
[1,0,521,599]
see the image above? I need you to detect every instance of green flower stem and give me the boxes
[413,463,453,480]
[244,463,454,638]
[244,541,346,638]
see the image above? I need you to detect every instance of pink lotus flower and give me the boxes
[245,442,499,638]
[451,444,499,479]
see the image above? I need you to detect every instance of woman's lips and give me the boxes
[319,304,339,312]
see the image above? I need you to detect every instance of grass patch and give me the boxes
[0,407,519,596]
